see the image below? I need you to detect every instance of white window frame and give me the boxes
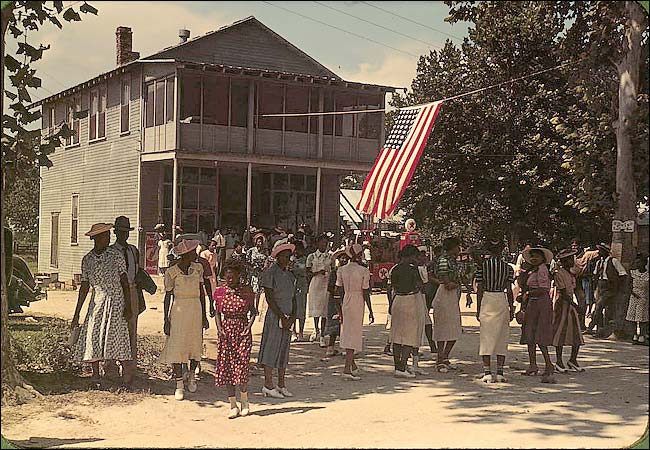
[71,194,79,245]
[120,75,131,135]
[88,84,107,143]
[145,76,175,129]
[50,212,60,269]
[46,105,56,138]
[65,96,81,148]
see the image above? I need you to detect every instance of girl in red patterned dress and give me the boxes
[214,260,256,418]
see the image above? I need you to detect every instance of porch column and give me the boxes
[318,90,324,159]
[172,156,179,242]
[315,167,322,233]
[247,80,255,153]
[246,162,252,233]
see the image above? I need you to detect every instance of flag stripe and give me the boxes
[379,104,436,217]
[384,102,441,216]
[357,147,390,212]
[371,106,430,217]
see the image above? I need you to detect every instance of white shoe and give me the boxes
[309,332,318,342]
[494,374,507,383]
[174,380,184,400]
[277,386,293,397]
[228,407,240,419]
[319,336,327,348]
[240,407,250,417]
[351,368,361,376]
[261,386,284,398]
[187,373,198,393]
[343,372,361,381]
[395,369,416,379]
[480,374,494,383]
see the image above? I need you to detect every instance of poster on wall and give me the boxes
[145,232,159,275]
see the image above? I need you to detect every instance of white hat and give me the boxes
[174,239,200,256]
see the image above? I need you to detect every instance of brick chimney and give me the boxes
[116,26,140,66]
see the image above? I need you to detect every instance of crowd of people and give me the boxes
[69,217,649,418]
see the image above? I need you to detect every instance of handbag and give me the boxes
[136,267,157,295]
[69,326,81,347]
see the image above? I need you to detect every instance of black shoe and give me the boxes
[384,344,393,355]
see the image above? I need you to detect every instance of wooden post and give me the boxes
[318,90,324,159]
[172,156,179,242]
[246,163,253,233]
[315,167,322,233]
[247,80,255,153]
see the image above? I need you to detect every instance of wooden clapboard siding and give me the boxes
[38,72,142,282]
[149,18,338,79]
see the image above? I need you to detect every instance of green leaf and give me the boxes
[62,8,82,22]
[79,2,98,15]
[4,54,21,73]
[5,89,18,100]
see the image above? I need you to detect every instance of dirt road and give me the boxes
[2,290,648,448]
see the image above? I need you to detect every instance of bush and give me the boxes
[10,316,81,374]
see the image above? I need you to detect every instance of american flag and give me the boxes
[357,101,442,219]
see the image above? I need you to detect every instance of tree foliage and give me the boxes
[1,0,97,400]
[392,1,647,250]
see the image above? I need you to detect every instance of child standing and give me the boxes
[552,249,585,373]
[214,261,256,418]
[323,249,349,358]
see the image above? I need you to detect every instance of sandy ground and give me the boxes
[2,287,649,449]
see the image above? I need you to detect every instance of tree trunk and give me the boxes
[1,3,42,404]
[611,1,646,338]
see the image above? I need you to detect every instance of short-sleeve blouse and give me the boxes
[527,264,551,289]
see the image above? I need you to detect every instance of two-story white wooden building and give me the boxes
[34,16,394,282]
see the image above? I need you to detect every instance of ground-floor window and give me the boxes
[50,212,59,268]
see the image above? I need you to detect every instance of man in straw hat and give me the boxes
[335,243,374,380]
[71,223,134,388]
[585,243,628,338]
[258,242,297,399]
[110,216,142,371]
[475,238,515,383]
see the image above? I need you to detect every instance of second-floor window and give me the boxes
[146,77,175,128]
[121,78,130,133]
[89,85,106,141]
[66,97,80,146]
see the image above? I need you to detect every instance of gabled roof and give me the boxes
[30,16,401,108]
[143,16,341,80]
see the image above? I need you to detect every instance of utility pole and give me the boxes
[611,1,646,337]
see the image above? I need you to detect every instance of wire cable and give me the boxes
[312,1,444,51]
[259,59,577,117]
[260,1,420,58]
[360,1,464,42]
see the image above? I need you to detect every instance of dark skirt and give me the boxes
[552,299,584,347]
[520,291,554,346]
[324,294,341,337]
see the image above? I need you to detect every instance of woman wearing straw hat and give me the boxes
[518,246,556,383]
[336,244,374,380]
[258,243,297,398]
[71,223,134,387]
[552,248,585,374]
[159,239,209,400]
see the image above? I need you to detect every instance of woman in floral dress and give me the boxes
[291,241,309,341]
[214,260,257,418]
[71,223,133,387]
[627,254,649,345]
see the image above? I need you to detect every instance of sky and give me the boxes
[5,1,470,106]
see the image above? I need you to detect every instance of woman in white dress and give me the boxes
[336,244,374,380]
[307,235,332,346]
[159,239,210,400]
[158,231,173,275]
